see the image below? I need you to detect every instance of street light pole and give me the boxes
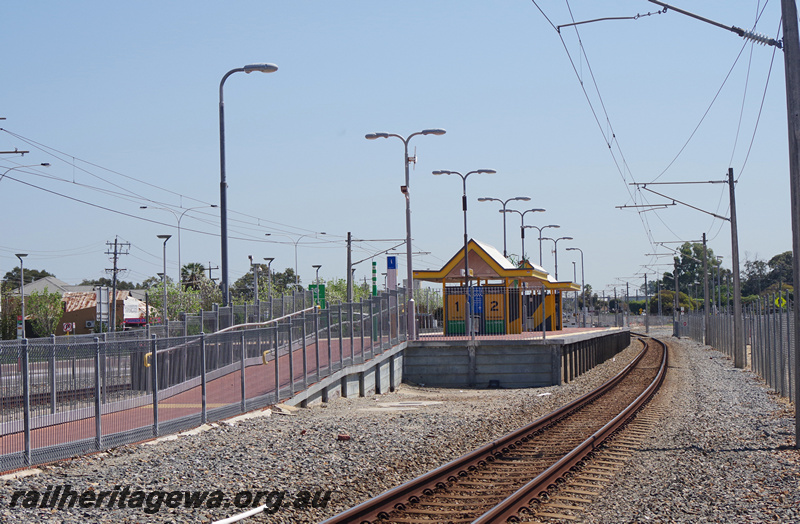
[15,253,27,339]
[477,196,531,257]
[248,255,260,306]
[157,235,171,322]
[433,169,496,338]
[264,257,274,303]
[566,247,585,327]
[141,204,217,286]
[219,62,278,307]
[501,209,546,264]
[366,128,446,340]
[312,264,322,307]
[541,236,574,280]
[524,224,560,267]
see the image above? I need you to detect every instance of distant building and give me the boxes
[7,276,149,336]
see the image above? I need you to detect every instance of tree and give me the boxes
[742,254,769,296]
[4,267,55,286]
[145,281,201,320]
[26,287,64,337]
[767,251,792,287]
[323,278,370,305]
[142,275,173,290]
[0,280,20,339]
[270,267,301,294]
[181,262,207,291]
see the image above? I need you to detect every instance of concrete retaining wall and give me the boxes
[285,328,630,405]
[403,328,630,389]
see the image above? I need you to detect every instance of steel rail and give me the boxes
[475,336,668,522]
[321,336,658,524]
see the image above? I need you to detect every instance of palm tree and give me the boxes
[181,262,206,291]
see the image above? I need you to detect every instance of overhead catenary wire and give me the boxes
[530,1,780,277]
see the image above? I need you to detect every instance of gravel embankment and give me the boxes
[585,334,800,524]
[1,330,797,523]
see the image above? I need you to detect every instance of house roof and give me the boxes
[13,276,73,296]
[62,290,135,313]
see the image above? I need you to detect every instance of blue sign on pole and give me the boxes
[471,287,484,315]
[387,256,397,270]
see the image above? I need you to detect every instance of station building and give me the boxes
[413,239,579,335]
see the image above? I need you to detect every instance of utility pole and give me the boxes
[673,259,680,337]
[206,262,219,282]
[644,273,650,334]
[703,233,710,344]
[728,168,745,367]
[780,0,800,449]
[105,237,130,332]
[346,232,353,302]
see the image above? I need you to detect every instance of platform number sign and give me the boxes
[446,294,466,320]
[486,294,504,321]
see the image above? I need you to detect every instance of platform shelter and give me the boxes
[414,239,579,335]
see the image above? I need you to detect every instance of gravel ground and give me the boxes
[585,332,800,524]
[0,330,797,523]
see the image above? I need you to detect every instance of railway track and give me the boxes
[322,334,667,524]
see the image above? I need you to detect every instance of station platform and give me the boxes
[406,326,631,389]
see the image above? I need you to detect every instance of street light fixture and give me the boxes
[157,235,172,322]
[141,204,217,286]
[501,208,546,264]
[219,62,278,307]
[265,233,327,286]
[566,246,585,327]
[366,128,446,340]
[433,168,496,338]
[524,224,561,267]
[0,163,50,183]
[15,253,27,339]
[541,236,574,280]
[477,196,531,257]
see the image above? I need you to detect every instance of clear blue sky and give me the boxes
[1,1,791,297]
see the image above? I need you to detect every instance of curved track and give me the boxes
[322,335,668,524]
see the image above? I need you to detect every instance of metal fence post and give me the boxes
[272,326,280,402]
[288,319,295,397]
[94,337,102,451]
[314,307,321,380]
[301,311,308,389]
[50,334,56,415]
[337,303,344,365]
[151,334,159,437]
[201,332,207,424]
[360,300,365,361]
[21,339,31,466]
[101,332,108,405]
[240,331,247,414]
[349,301,356,364]
[788,296,794,401]
[326,307,333,370]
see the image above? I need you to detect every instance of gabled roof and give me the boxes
[414,238,579,291]
[13,276,73,296]
[62,290,136,313]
